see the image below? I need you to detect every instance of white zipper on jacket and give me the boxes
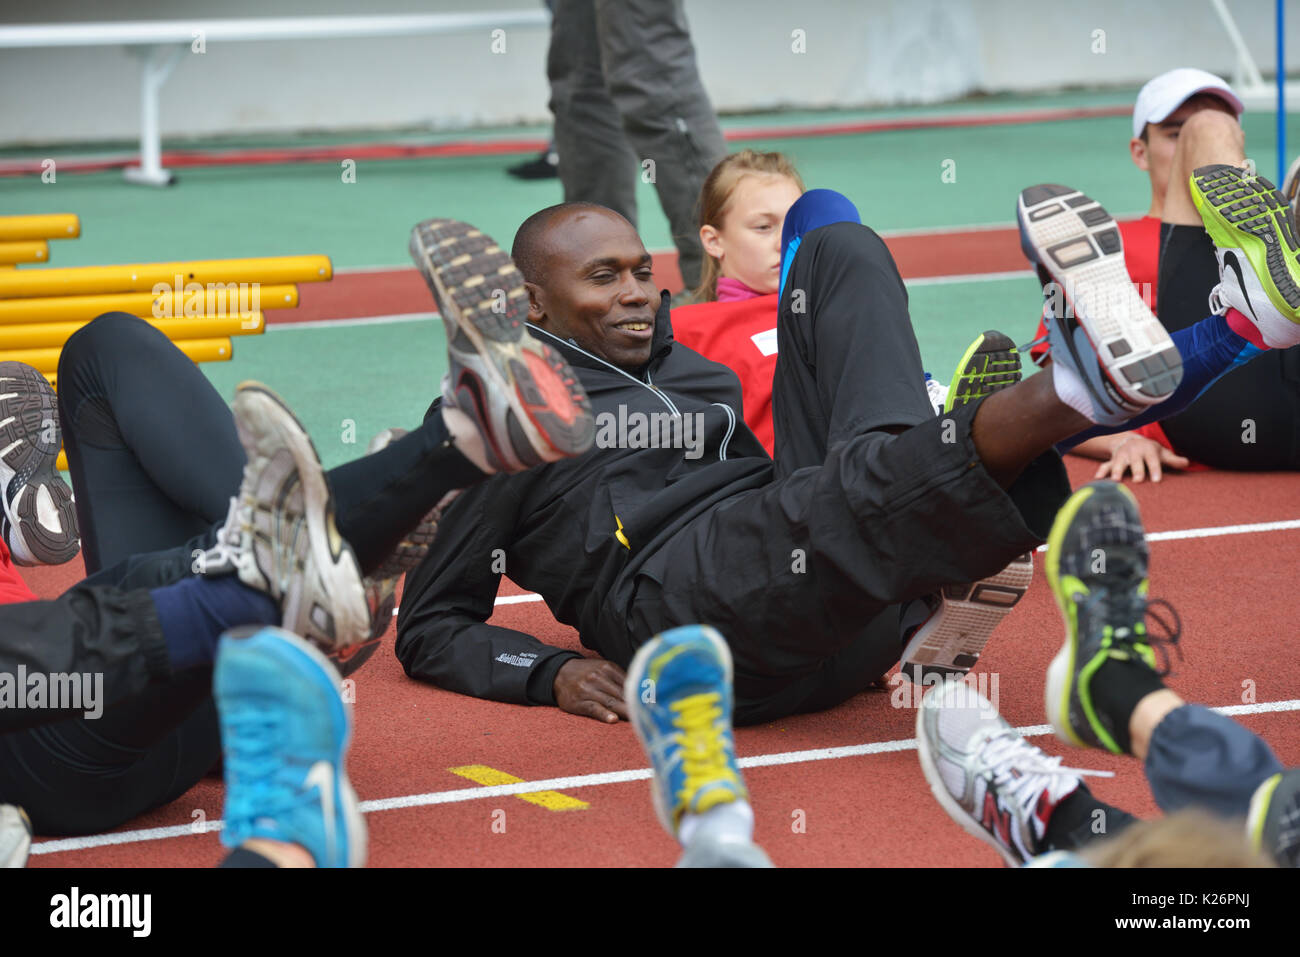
[528,323,679,416]
[711,402,737,461]
[643,368,683,417]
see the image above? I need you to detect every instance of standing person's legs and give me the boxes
[595,0,727,290]
[57,313,246,573]
[548,0,640,226]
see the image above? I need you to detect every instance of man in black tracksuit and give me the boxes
[396,202,1078,725]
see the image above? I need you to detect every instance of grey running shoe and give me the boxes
[195,382,369,655]
[409,218,595,472]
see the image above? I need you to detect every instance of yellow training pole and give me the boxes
[0,214,80,242]
[0,257,332,299]
[0,314,263,351]
[0,285,297,325]
[0,241,50,265]
[0,337,233,375]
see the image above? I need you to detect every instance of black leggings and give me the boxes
[1155,224,1300,469]
[0,312,478,835]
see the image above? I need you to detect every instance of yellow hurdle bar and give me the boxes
[0,285,297,325]
[0,337,233,375]
[0,241,50,265]
[0,256,332,299]
[0,214,80,242]
[0,314,263,351]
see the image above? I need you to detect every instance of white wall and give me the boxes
[2,0,1297,145]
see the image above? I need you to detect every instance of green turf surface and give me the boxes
[5,100,1296,271]
[200,272,1045,471]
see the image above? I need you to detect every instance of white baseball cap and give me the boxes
[1132,68,1244,138]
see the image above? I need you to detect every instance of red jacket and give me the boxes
[0,539,36,604]
[672,292,780,456]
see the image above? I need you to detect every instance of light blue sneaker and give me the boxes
[215,625,366,868]
[624,625,748,839]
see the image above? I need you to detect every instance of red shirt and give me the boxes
[0,539,36,604]
[672,292,780,456]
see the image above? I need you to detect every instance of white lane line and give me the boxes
[386,519,1300,618]
[30,698,1300,856]
[1034,518,1300,552]
[266,311,436,331]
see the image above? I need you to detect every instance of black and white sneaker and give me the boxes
[0,362,79,565]
[0,804,31,868]
[1017,186,1182,422]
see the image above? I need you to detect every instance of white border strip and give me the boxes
[30,697,1300,856]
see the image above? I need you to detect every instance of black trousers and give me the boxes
[0,313,476,834]
[626,224,1071,725]
[1156,224,1300,469]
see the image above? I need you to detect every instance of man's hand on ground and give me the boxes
[554,658,628,723]
[1094,433,1189,483]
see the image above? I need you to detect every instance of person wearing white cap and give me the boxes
[1033,67,1300,478]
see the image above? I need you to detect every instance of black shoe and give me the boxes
[506,149,559,181]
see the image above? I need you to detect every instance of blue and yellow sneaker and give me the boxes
[216,625,366,868]
[1044,482,1180,753]
[624,625,748,839]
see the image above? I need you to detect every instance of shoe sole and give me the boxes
[623,626,735,838]
[1191,164,1300,335]
[1017,185,1182,408]
[943,330,1021,412]
[219,625,367,867]
[901,554,1033,682]
[408,219,594,470]
[1043,482,1141,752]
[914,692,1022,867]
[0,362,79,566]
[232,383,370,653]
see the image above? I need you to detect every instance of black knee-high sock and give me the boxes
[326,411,487,575]
[219,847,279,868]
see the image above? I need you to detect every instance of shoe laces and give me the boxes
[223,709,292,819]
[1082,587,1184,677]
[193,496,247,576]
[980,729,1113,812]
[1208,283,1229,316]
[671,692,738,804]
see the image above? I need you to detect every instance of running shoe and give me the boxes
[1246,768,1300,868]
[0,804,31,868]
[901,332,1032,682]
[1017,185,1182,420]
[1044,481,1181,753]
[216,625,366,868]
[194,383,370,655]
[1282,154,1300,219]
[624,625,748,839]
[1191,164,1300,348]
[409,218,594,473]
[0,361,79,566]
[917,678,1106,866]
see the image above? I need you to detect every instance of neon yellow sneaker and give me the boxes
[1191,164,1300,348]
[1044,482,1180,753]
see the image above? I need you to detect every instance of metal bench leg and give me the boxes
[123,44,184,186]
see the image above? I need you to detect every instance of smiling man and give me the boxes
[393,190,1300,729]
